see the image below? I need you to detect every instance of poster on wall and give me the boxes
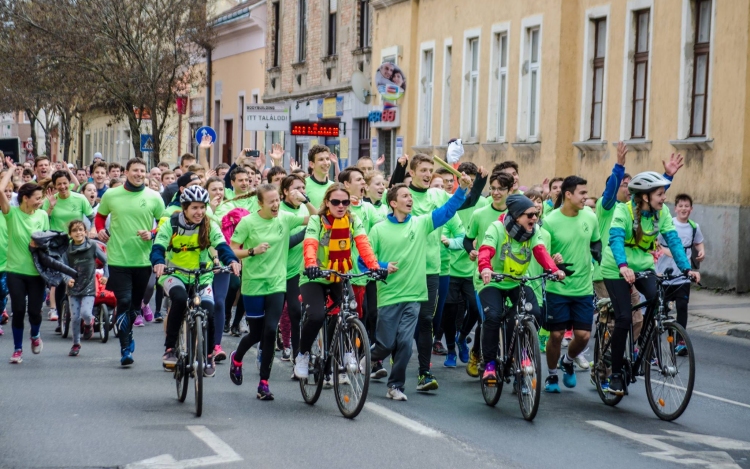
[375,61,406,105]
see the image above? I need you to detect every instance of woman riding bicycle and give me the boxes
[478,194,565,382]
[293,183,387,382]
[600,171,699,396]
[151,186,241,377]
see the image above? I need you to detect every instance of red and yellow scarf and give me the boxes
[322,213,352,282]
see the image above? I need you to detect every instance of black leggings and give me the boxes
[285,275,302,358]
[299,282,342,355]
[604,276,657,376]
[479,285,539,363]
[164,282,216,353]
[235,292,285,381]
[663,282,690,330]
[108,265,153,349]
[8,273,46,347]
[228,274,247,329]
[364,280,378,342]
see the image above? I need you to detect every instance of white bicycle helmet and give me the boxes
[628,171,670,194]
[180,185,210,204]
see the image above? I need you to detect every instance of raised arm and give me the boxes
[0,157,16,215]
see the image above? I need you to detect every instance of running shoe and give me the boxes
[154,312,163,323]
[293,352,310,379]
[239,320,249,334]
[69,344,81,357]
[560,356,576,388]
[432,341,448,355]
[281,348,291,361]
[0,310,8,325]
[338,373,351,385]
[457,336,469,363]
[482,360,497,382]
[48,308,58,321]
[466,349,480,377]
[213,345,227,363]
[675,340,688,357]
[223,325,230,334]
[371,360,388,379]
[83,322,93,341]
[561,329,573,348]
[30,336,43,354]
[257,380,274,400]
[120,349,134,366]
[133,315,145,327]
[386,386,407,401]
[229,351,243,385]
[162,349,177,370]
[230,326,240,337]
[416,372,439,391]
[443,351,457,368]
[574,353,590,370]
[513,377,530,395]
[10,349,22,363]
[544,375,561,393]
[141,303,154,323]
[203,356,216,378]
[55,325,61,334]
[607,373,625,396]
[323,375,333,388]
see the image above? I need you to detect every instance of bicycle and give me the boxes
[163,263,233,417]
[299,270,384,419]
[592,269,696,421]
[480,272,560,421]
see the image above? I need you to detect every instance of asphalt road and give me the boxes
[1,312,749,469]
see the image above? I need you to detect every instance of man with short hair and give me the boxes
[215,163,230,180]
[160,170,176,188]
[493,161,522,194]
[96,158,164,366]
[91,161,109,202]
[157,161,171,172]
[305,145,334,207]
[267,166,287,188]
[34,155,51,181]
[162,153,197,205]
[149,166,162,192]
[108,163,122,179]
[76,168,88,184]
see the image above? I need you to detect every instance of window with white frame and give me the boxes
[518,22,542,141]
[440,43,452,143]
[462,35,480,141]
[488,28,509,142]
[631,10,650,139]
[689,0,712,137]
[298,0,307,62]
[589,18,607,140]
[418,47,434,145]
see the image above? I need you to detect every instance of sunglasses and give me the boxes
[523,211,540,219]
[329,199,351,207]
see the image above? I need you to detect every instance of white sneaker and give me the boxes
[344,352,358,373]
[387,386,408,401]
[561,337,570,348]
[240,320,249,334]
[293,352,310,379]
[323,375,333,388]
[338,373,351,385]
[48,308,58,321]
[574,352,590,370]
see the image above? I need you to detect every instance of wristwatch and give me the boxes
[247,248,255,257]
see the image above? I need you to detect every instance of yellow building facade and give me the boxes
[370,0,750,291]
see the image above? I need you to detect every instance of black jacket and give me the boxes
[30,231,77,286]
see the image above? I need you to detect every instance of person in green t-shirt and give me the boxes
[0,157,49,364]
[0,177,11,335]
[477,195,564,384]
[305,145,335,208]
[600,171,698,396]
[228,184,309,400]
[540,176,601,393]
[365,175,470,400]
[152,186,240,378]
[96,158,165,367]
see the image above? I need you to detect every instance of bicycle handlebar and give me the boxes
[490,272,562,283]
[629,270,695,283]
[310,269,387,283]
[163,265,234,276]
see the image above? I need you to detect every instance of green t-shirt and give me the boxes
[0,213,7,271]
[450,196,488,278]
[478,220,543,292]
[280,201,309,280]
[153,217,227,286]
[527,225,551,303]
[544,208,600,296]
[592,198,619,281]
[349,201,382,286]
[410,187,447,275]
[42,192,93,233]
[4,207,49,276]
[468,203,507,289]
[601,202,676,279]
[305,176,333,208]
[96,186,164,267]
[231,211,305,296]
[439,215,464,275]
[224,188,235,201]
[368,214,435,307]
[300,212,369,286]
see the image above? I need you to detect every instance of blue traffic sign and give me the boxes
[195,126,217,145]
[140,134,154,152]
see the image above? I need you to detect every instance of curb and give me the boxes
[727,326,750,340]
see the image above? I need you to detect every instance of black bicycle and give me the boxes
[481,272,559,421]
[592,270,696,421]
[163,264,233,417]
[299,270,384,419]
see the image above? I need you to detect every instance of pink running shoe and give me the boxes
[142,302,154,323]
[133,315,145,327]
[10,350,22,363]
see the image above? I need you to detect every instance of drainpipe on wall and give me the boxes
[206,47,213,165]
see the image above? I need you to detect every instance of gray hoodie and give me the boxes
[62,239,108,297]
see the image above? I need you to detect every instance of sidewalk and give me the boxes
[687,288,750,340]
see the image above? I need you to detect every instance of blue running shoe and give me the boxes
[544,375,561,393]
[559,357,576,388]
[120,349,134,366]
[675,341,687,356]
[230,351,243,385]
[457,337,469,364]
[443,352,457,368]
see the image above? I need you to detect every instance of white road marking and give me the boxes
[125,425,242,469]
[588,420,745,469]
[638,378,750,410]
[365,402,443,438]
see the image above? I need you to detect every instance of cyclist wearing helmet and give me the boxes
[151,186,241,377]
[600,171,700,396]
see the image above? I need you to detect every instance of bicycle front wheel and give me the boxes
[593,321,622,407]
[481,324,503,407]
[98,305,110,343]
[300,324,325,404]
[333,317,370,419]
[193,319,204,417]
[175,317,189,403]
[644,322,695,421]
[516,319,542,421]
[61,299,71,339]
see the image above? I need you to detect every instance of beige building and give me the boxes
[370,0,750,291]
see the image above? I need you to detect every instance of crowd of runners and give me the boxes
[0,139,703,403]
